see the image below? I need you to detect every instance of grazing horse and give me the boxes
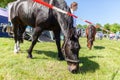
[10,0,81,73]
[86,25,96,50]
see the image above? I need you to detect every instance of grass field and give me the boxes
[0,37,120,80]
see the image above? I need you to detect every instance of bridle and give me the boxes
[62,31,79,63]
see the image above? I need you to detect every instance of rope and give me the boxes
[33,0,110,32]
[33,0,78,18]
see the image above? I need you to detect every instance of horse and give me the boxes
[86,24,96,50]
[10,0,81,73]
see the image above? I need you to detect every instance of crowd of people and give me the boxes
[95,31,120,40]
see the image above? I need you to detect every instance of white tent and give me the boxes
[0,8,8,24]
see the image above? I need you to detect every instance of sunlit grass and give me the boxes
[0,37,120,80]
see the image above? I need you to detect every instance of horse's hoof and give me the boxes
[18,48,21,51]
[27,55,33,59]
[14,50,19,54]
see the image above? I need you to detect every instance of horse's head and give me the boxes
[62,28,81,73]
[53,0,81,73]
[87,39,93,50]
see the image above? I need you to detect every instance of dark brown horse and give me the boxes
[86,25,96,50]
[10,0,81,73]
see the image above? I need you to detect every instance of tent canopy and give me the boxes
[0,8,8,24]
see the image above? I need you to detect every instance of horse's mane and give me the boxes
[55,0,73,28]
[53,0,74,35]
[55,0,68,10]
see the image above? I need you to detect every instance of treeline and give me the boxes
[77,23,120,33]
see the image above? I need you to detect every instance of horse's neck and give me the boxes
[55,0,72,37]
[61,26,74,39]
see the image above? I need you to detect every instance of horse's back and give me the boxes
[10,0,50,26]
[86,25,96,39]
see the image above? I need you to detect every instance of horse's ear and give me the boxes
[77,29,81,38]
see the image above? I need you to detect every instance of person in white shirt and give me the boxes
[70,2,78,28]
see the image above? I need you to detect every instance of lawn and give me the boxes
[0,37,120,80]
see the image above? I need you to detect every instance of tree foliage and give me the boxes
[104,23,110,31]
[0,0,15,8]
[96,23,102,31]
[77,24,83,29]
[110,23,120,33]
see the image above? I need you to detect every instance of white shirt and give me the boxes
[71,9,77,27]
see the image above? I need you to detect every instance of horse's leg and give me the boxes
[53,30,64,60]
[86,35,89,47]
[90,41,93,50]
[14,41,19,53]
[12,22,19,53]
[27,27,41,58]
[13,24,26,53]
[17,25,26,51]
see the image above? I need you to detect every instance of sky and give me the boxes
[66,0,120,25]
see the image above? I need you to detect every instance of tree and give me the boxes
[110,23,120,33]
[82,24,87,29]
[104,23,110,33]
[77,24,83,29]
[0,0,15,8]
[96,23,102,31]
[104,23,110,30]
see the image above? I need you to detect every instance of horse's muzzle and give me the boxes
[68,63,79,73]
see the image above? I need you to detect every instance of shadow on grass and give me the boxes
[111,68,119,80]
[79,56,100,74]
[86,56,104,58]
[33,50,58,59]
[33,50,100,74]
[94,46,105,50]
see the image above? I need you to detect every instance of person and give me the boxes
[99,32,103,40]
[115,31,120,40]
[109,32,115,40]
[70,2,78,28]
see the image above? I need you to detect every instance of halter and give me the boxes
[62,34,79,63]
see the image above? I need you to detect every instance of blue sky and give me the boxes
[66,0,120,25]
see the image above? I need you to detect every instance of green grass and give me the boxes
[0,37,120,80]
